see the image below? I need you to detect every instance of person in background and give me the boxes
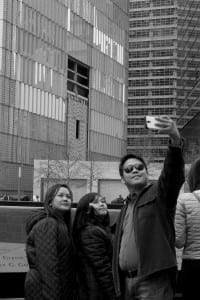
[33,195,40,202]
[175,158,200,300]
[111,194,124,205]
[24,183,76,300]
[22,195,31,201]
[73,192,117,300]
[112,116,185,300]
[1,193,10,200]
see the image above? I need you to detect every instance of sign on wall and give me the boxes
[0,243,28,273]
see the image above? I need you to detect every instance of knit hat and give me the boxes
[188,158,200,192]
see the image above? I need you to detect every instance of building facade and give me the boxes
[128,0,200,162]
[176,0,200,129]
[0,0,129,196]
[181,112,200,163]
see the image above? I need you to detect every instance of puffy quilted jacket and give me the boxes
[76,224,116,300]
[24,210,76,300]
[175,190,200,259]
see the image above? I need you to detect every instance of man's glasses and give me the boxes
[124,163,145,174]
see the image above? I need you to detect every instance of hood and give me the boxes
[188,158,200,192]
[25,209,47,234]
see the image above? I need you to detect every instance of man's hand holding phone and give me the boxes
[145,115,181,145]
[145,116,160,130]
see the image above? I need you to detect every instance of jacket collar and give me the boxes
[126,182,153,203]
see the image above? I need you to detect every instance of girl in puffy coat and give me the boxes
[175,158,200,300]
[24,183,76,300]
[72,192,117,300]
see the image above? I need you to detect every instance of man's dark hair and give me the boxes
[119,153,148,177]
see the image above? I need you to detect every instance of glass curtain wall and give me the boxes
[128,0,177,162]
[177,0,200,127]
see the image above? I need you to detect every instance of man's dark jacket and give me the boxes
[112,144,185,298]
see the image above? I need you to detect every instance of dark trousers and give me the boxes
[180,259,200,300]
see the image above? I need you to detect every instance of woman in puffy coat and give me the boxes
[72,192,116,300]
[24,183,76,300]
[175,158,200,300]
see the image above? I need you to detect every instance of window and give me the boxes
[128,98,149,106]
[151,78,174,86]
[128,89,149,97]
[129,60,150,68]
[128,128,148,135]
[129,41,150,49]
[152,59,174,67]
[129,29,150,38]
[152,18,176,26]
[128,118,144,125]
[152,28,175,37]
[152,49,174,57]
[129,11,149,18]
[129,70,149,77]
[151,88,174,96]
[129,51,149,59]
[152,40,174,48]
[152,0,175,7]
[152,69,174,76]
[128,79,149,87]
[67,57,89,99]
[130,1,150,9]
[76,120,80,139]
[130,20,149,28]
[152,8,176,17]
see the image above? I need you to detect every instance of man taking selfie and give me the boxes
[112,116,185,300]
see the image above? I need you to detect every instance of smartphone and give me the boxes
[145,116,160,130]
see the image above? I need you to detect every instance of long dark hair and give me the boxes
[44,183,73,229]
[72,192,110,246]
[187,158,200,192]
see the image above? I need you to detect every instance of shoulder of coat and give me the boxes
[178,193,196,203]
[34,216,57,230]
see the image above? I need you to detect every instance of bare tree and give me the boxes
[33,141,82,198]
[34,157,80,187]
[78,158,103,192]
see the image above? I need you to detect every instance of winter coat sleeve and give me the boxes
[157,143,185,209]
[34,218,61,300]
[175,196,186,249]
[81,226,116,300]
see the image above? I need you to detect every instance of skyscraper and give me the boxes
[0,0,128,196]
[177,0,200,129]
[128,0,200,162]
